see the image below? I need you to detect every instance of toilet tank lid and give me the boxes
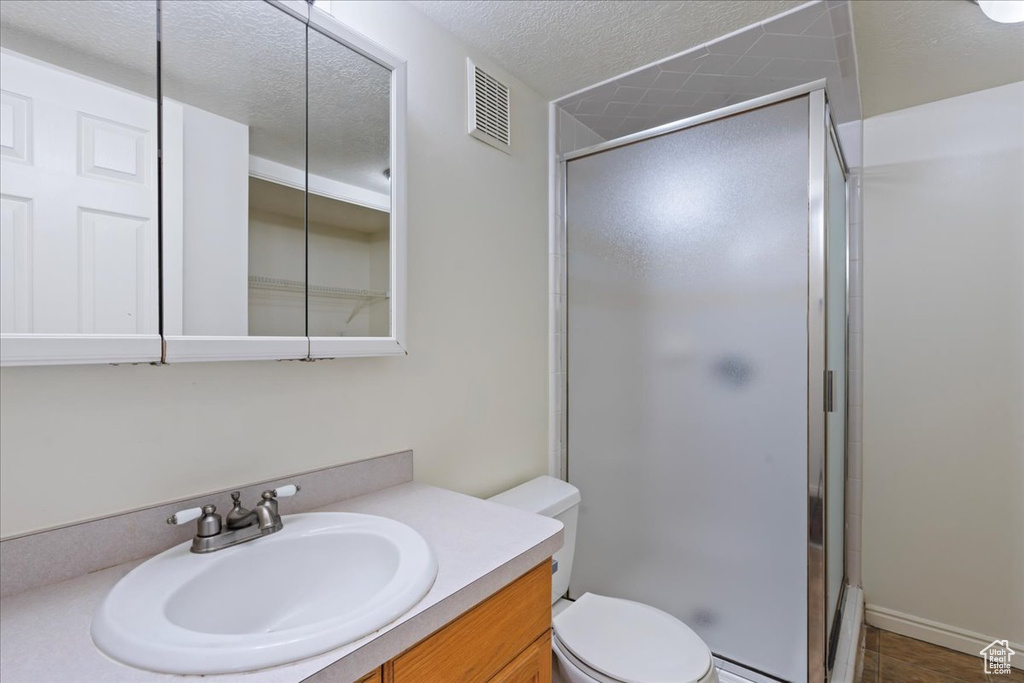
[488,476,581,517]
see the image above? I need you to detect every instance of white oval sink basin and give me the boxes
[91,512,437,674]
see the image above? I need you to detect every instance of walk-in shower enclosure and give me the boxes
[564,86,848,683]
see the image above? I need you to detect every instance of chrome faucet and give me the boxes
[166,485,301,554]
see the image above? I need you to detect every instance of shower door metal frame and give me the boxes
[808,87,828,683]
[560,81,847,683]
[824,100,851,676]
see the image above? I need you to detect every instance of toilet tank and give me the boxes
[489,476,580,605]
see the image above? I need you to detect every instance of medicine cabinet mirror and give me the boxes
[0,0,161,365]
[0,0,406,366]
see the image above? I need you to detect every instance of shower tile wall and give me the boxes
[549,0,865,585]
[557,108,605,155]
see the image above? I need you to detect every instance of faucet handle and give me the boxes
[166,507,203,525]
[272,484,301,498]
[225,491,252,529]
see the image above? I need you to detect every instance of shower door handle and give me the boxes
[825,370,834,412]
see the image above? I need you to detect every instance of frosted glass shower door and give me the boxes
[566,96,810,682]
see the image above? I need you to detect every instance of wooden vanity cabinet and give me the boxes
[358,560,552,683]
[486,631,552,683]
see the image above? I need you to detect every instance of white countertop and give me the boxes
[0,482,563,683]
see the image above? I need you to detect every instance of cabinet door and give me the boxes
[489,631,552,683]
[355,669,382,683]
[159,0,309,362]
[0,0,161,366]
[392,561,551,682]
[305,6,408,359]
[158,2,407,363]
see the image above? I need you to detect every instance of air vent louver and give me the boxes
[468,60,511,154]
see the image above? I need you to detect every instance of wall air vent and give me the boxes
[467,59,511,154]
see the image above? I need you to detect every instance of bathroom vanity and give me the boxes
[0,452,563,682]
[357,561,552,683]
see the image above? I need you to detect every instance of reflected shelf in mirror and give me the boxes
[247,276,388,301]
[249,275,389,333]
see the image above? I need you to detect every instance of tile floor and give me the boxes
[860,626,1024,683]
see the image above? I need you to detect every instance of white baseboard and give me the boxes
[865,604,1023,670]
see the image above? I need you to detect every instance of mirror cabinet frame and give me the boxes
[306,1,407,361]
[0,0,407,366]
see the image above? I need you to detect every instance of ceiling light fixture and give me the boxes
[971,0,1024,23]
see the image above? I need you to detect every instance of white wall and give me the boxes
[0,1,550,538]
[862,81,1024,648]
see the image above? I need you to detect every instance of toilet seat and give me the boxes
[552,593,714,683]
[553,632,622,683]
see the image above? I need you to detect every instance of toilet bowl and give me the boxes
[552,594,718,683]
[489,476,719,683]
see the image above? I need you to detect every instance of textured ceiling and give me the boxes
[413,0,1024,123]
[0,0,391,194]
[852,0,1024,117]
[0,0,155,94]
[409,0,805,99]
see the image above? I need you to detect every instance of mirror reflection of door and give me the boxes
[0,0,158,337]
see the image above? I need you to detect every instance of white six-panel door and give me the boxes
[0,50,160,364]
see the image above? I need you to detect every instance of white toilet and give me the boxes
[490,476,719,683]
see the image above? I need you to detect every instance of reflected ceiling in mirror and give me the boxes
[308,25,391,197]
